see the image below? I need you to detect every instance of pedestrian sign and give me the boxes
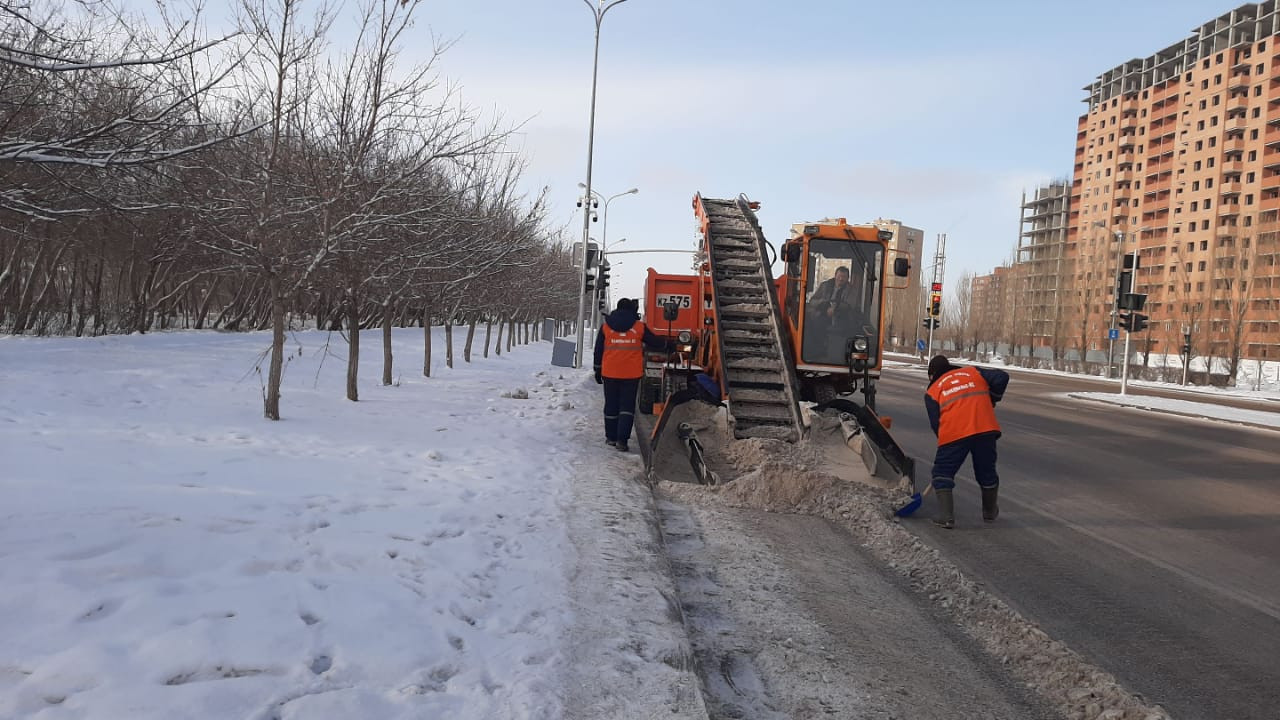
[916,339,926,352]
[1108,328,1119,340]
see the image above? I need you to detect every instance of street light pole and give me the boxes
[573,0,631,369]
[581,185,638,319]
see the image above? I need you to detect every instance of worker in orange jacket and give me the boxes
[924,355,1010,529]
[593,298,670,452]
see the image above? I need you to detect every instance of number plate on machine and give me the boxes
[644,367,663,378]
[655,294,692,309]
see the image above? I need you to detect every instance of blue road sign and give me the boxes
[1108,328,1119,340]
[916,338,926,352]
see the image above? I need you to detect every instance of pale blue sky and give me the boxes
[409,0,1225,302]
[137,0,1232,302]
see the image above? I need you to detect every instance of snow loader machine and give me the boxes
[638,193,916,490]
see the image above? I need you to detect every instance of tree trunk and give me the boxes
[507,318,515,352]
[463,316,477,363]
[494,316,504,356]
[422,307,432,377]
[445,320,454,369]
[347,290,360,402]
[483,317,492,358]
[382,300,394,386]
[264,277,285,421]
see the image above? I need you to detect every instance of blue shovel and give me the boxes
[894,483,934,517]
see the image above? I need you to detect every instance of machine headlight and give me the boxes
[677,330,692,344]
[852,337,869,353]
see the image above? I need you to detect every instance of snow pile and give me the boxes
[1070,392,1280,429]
[0,329,703,720]
[664,435,1172,720]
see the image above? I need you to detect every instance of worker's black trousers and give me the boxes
[602,377,640,444]
[930,433,1000,491]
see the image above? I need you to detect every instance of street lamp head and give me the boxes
[625,187,638,195]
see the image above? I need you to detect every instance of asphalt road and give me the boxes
[874,362,1280,720]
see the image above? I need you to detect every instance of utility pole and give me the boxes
[927,233,946,358]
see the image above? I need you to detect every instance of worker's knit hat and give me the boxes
[927,355,954,382]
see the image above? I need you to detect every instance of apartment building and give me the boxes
[1017,182,1073,355]
[871,218,925,349]
[1069,2,1280,364]
[970,264,1018,353]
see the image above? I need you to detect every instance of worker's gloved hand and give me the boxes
[594,370,603,384]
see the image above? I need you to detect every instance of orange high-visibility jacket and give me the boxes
[925,366,1001,446]
[600,321,648,379]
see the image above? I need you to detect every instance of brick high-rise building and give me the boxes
[1069,2,1280,370]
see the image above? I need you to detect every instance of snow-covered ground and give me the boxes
[0,329,702,720]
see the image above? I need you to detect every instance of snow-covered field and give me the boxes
[0,329,701,720]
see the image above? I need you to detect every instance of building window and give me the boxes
[1191,201,1199,211]
[1258,63,1266,74]
[1246,193,1254,204]
[1205,199,1212,209]
[1195,140,1204,151]
[1207,178,1214,188]
[1202,221,1210,231]
[1200,240,1208,250]
[1199,99,1208,110]
[1253,129,1260,139]
[1199,261,1207,271]
[1214,74,1222,85]
[1248,172,1256,182]
[1192,181,1200,191]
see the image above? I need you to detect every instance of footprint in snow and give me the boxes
[308,655,332,675]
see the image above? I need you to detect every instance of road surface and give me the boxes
[875,363,1280,720]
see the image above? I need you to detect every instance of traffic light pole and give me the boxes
[1120,326,1133,395]
[926,233,946,358]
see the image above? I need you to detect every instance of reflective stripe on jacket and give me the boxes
[600,321,647,379]
[925,366,1001,446]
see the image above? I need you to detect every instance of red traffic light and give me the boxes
[931,282,942,292]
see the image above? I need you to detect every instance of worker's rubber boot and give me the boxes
[981,486,999,523]
[932,488,954,529]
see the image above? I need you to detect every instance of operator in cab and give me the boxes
[806,265,863,364]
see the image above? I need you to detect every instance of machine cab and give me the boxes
[781,220,908,375]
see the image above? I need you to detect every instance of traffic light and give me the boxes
[929,293,941,317]
[1118,312,1148,332]
[599,261,611,289]
[921,318,940,329]
[584,269,595,292]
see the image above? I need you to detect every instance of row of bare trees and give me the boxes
[0,0,582,417]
